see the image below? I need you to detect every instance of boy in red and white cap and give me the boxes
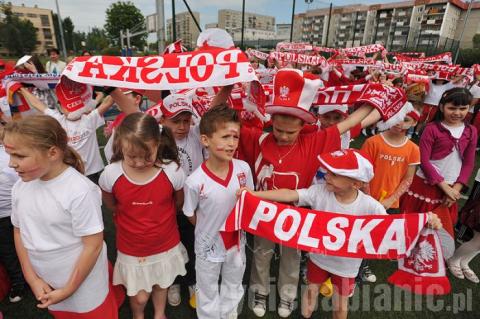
[156,94,205,308]
[241,149,441,319]
[214,68,381,317]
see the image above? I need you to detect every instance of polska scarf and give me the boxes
[62,48,257,91]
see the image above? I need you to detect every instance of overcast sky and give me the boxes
[11,0,399,33]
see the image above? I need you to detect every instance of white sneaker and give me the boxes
[361,266,377,283]
[167,284,181,306]
[252,292,267,317]
[277,299,294,318]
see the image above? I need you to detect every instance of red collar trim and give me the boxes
[201,161,233,187]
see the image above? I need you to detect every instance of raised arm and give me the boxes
[18,87,47,112]
[239,187,299,203]
[110,88,140,115]
[96,95,114,116]
[336,104,376,135]
[211,85,234,107]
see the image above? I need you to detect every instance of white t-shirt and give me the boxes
[0,145,19,218]
[46,60,66,74]
[470,83,480,99]
[45,108,105,176]
[297,184,387,278]
[424,81,455,106]
[183,159,254,262]
[11,167,108,312]
[176,125,204,176]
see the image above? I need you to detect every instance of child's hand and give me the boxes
[427,212,443,230]
[236,187,254,197]
[30,277,52,305]
[439,183,460,202]
[37,288,70,309]
[380,197,395,210]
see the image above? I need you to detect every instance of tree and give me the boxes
[0,4,37,55]
[104,1,146,48]
[473,34,480,49]
[63,17,75,51]
[85,27,109,52]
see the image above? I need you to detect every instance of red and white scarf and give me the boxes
[224,191,427,259]
[342,44,385,56]
[276,42,313,52]
[62,48,257,91]
[270,52,327,66]
[246,49,270,61]
[395,52,452,64]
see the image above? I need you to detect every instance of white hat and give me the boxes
[160,94,195,118]
[318,149,374,183]
[15,55,32,68]
[196,28,234,49]
[316,104,348,116]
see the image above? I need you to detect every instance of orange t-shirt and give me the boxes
[361,134,420,208]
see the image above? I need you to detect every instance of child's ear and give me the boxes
[200,134,209,148]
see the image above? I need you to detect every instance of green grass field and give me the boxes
[1,134,479,319]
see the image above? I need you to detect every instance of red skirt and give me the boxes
[49,261,124,319]
[50,288,118,319]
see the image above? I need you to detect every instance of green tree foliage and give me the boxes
[473,34,480,49]
[104,1,146,48]
[0,4,37,55]
[86,27,110,52]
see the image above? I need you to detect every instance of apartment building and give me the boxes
[454,1,480,48]
[294,0,476,50]
[276,23,291,40]
[218,9,275,40]
[166,11,200,49]
[0,4,57,55]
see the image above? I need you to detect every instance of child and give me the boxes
[18,87,114,183]
[358,110,421,283]
[242,149,441,319]
[401,87,478,261]
[362,109,421,212]
[4,115,116,319]
[449,168,480,283]
[99,112,187,319]
[0,122,26,302]
[159,94,204,308]
[183,104,253,319]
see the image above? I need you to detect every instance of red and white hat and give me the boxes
[160,94,195,118]
[316,104,348,117]
[163,39,187,54]
[121,88,145,96]
[197,28,234,50]
[406,109,421,121]
[266,69,321,123]
[318,149,374,183]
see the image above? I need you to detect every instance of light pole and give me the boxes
[156,0,165,53]
[54,0,67,58]
[290,0,296,42]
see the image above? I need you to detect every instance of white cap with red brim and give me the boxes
[160,94,195,119]
[318,149,374,183]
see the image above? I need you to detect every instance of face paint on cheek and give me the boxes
[216,145,225,151]
[4,144,15,150]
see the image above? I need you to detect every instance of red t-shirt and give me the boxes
[239,125,341,190]
[99,161,185,257]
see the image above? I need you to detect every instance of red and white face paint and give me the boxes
[202,122,240,163]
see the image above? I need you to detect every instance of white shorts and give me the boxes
[113,242,188,296]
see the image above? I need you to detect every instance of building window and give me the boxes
[40,15,50,26]
[27,13,37,18]
[43,28,52,39]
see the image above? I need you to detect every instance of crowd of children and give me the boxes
[0,28,479,319]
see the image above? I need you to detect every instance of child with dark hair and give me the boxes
[401,87,477,264]
[183,104,254,319]
[100,113,187,319]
